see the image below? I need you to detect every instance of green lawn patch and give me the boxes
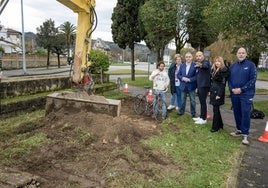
[142,111,241,187]
[119,76,152,87]
[106,69,148,75]
[257,71,268,81]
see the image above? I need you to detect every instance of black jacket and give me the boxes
[196,60,211,88]
[210,66,229,106]
[168,62,177,94]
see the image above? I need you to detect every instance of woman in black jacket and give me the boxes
[210,56,229,132]
[167,54,182,111]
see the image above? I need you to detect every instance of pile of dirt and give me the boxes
[5,98,180,187]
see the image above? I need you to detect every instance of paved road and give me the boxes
[2,65,268,91]
[256,80,268,90]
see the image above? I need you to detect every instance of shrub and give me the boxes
[35,49,47,55]
[88,49,110,74]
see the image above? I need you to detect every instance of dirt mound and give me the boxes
[8,98,179,187]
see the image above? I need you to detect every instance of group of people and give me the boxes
[149,47,257,145]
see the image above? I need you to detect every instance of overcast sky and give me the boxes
[0,0,117,42]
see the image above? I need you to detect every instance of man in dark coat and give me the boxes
[193,51,211,125]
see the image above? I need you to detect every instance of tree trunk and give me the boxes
[46,49,50,69]
[251,52,260,67]
[57,54,61,68]
[131,48,135,81]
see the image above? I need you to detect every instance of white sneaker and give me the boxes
[176,107,179,111]
[242,135,249,145]
[193,117,201,121]
[195,119,207,125]
[167,105,175,110]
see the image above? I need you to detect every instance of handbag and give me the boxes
[250,103,265,119]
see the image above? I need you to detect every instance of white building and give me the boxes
[0,24,22,53]
[258,52,268,68]
[92,38,110,54]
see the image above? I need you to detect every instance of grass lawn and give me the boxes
[143,111,241,187]
[257,71,268,81]
[106,69,148,75]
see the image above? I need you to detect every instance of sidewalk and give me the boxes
[128,85,268,188]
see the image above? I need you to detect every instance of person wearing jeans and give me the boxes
[152,89,167,119]
[149,61,170,119]
[167,54,182,111]
[177,52,197,117]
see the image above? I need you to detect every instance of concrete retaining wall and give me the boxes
[0,76,71,99]
[0,74,118,118]
[1,54,67,70]
[0,74,110,99]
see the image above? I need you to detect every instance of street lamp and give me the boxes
[21,0,26,74]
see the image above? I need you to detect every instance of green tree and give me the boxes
[36,19,58,68]
[204,0,268,64]
[51,33,66,68]
[88,49,110,83]
[140,0,177,64]
[59,21,76,59]
[186,0,218,51]
[174,0,189,54]
[111,0,145,81]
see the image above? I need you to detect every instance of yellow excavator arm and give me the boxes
[57,0,96,84]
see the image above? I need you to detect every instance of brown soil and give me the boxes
[4,97,180,187]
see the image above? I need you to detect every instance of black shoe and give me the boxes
[177,113,184,116]
[210,129,219,133]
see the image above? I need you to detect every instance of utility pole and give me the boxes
[21,0,27,74]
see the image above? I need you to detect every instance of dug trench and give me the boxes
[0,97,182,187]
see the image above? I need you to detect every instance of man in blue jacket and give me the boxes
[228,47,257,145]
[177,52,197,117]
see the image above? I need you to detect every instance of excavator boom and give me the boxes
[57,0,96,84]
[1,0,96,84]
[0,0,9,15]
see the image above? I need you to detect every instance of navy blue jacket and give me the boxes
[228,58,257,97]
[178,62,197,92]
[196,60,211,88]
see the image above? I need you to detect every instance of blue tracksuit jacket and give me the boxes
[228,58,257,97]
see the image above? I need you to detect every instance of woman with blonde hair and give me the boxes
[209,56,229,132]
